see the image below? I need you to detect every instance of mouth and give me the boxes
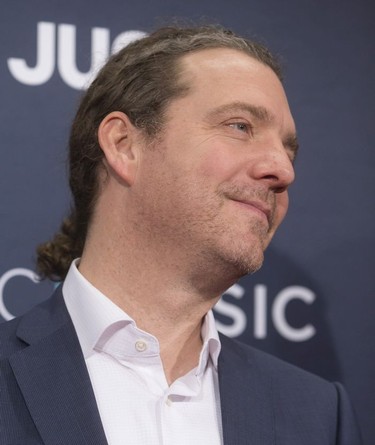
[230,199,272,225]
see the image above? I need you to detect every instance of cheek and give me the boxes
[197,148,238,182]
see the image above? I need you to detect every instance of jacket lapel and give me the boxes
[218,334,275,445]
[9,288,108,445]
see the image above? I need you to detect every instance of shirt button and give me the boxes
[135,340,147,352]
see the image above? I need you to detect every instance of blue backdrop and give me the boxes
[1,1,374,443]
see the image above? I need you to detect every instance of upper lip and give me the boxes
[231,198,272,223]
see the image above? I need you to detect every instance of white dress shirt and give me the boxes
[63,260,223,445]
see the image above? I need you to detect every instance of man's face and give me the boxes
[132,48,297,278]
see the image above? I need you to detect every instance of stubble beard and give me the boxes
[209,182,277,277]
[213,216,268,278]
[132,166,277,291]
[181,180,277,282]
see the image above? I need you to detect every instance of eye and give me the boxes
[227,122,252,134]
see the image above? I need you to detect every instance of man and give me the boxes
[0,26,362,444]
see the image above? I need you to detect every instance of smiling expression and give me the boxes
[132,48,298,279]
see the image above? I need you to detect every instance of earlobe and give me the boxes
[98,111,139,186]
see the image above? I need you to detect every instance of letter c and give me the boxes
[0,268,39,321]
[272,286,316,342]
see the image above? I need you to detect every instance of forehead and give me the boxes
[177,48,295,131]
[179,47,283,97]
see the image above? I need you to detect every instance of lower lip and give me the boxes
[231,200,269,224]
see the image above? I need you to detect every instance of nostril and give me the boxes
[273,185,288,194]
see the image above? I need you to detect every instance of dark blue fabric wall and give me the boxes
[1,1,374,442]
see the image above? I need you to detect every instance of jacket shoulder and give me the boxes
[220,333,330,383]
[0,314,26,357]
[219,333,340,407]
[219,335,363,444]
[0,286,67,358]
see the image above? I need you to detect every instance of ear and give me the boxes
[98,111,141,186]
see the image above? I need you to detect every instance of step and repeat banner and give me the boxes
[1,0,374,443]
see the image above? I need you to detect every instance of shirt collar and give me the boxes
[63,259,133,359]
[63,259,221,370]
[199,310,221,371]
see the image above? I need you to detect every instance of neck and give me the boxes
[78,188,238,383]
[79,199,237,331]
[79,224,227,384]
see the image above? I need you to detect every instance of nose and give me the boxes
[249,143,295,193]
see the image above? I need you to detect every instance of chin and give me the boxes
[236,255,264,276]
[224,243,265,278]
[207,228,268,279]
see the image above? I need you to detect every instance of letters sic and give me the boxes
[0,268,316,342]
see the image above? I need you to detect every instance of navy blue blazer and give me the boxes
[0,287,362,444]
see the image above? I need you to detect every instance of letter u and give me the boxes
[57,24,110,90]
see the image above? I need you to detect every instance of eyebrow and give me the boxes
[206,102,274,123]
[206,101,299,160]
